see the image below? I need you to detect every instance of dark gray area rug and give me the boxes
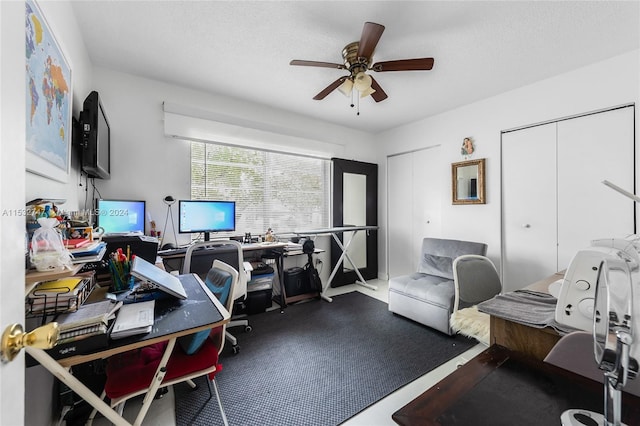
[174,291,475,426]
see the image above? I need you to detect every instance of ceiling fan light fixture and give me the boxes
[359,86,376,98]
[353,71,372,91]
[338,78,354,97]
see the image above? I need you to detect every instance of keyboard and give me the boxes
[157,247,188,256]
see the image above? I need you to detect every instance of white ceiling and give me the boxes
[70,1,640,134]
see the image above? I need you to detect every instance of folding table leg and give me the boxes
[131,338,176,426]
[26,348,130,426]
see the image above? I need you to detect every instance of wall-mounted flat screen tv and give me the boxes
[80,91,110,179]
[178,200,236,241]
[96,199,146,235]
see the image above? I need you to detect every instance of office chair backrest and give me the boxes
[182,240,247,303]
[178,259,238,355]
[206,260,238,310]
[453,255,502,312]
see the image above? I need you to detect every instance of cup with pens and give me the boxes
[109,246,135,292]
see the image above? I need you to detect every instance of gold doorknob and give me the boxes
[1,322,59,362]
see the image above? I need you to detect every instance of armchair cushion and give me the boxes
[390,273,455,309]
[417,238,488,279]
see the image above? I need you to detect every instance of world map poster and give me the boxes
[25,0,72,182]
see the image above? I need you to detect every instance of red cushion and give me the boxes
[105,329,222,400]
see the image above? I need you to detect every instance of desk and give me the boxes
[295,226,378,302]
[159,241,322,310]
[488,272,564,360]
[27,273,230,426]
[159,241,292,309]
[392,344,640,425]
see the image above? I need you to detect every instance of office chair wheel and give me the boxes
[232,344,240,355]
[244,325,253,333]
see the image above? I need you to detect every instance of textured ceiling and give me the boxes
[70,1,640,133]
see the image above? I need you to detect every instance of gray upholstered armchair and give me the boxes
[388,237,487,335]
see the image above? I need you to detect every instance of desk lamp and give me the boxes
[161,195,178,249]
[561,255,638,426]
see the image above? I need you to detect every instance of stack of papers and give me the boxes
[55,300,122,344]
[111,300,155,340]
[70,241,107,263]
[284,241,303,251]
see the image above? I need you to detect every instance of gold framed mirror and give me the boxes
[452,158,485,205]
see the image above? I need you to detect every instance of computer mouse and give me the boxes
[161,243,177,250]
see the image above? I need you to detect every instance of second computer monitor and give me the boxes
[178,200,236,241]
[96,199,146,235]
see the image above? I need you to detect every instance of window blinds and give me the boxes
[191,142,330,236]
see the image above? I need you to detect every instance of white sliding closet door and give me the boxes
[388,153,413,278]
[502,106,635,292]
[502,123,558,292]
[388,146,442,278]
[556,107,635,269]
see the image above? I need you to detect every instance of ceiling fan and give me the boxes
[290,22,434,105]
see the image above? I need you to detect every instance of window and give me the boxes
[191,142,330,236]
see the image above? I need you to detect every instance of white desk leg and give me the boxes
[26,348,131,426]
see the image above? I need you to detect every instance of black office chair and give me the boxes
[182,240,251,354]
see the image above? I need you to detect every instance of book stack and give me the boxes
[55,299,122,344]
[69,241,107,264]
[63,238,92,249]
[44,299,122,360]
[26,276,94,315]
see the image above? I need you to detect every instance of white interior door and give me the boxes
[557,106,635,269]
[502,123,558,292]
[388,146,442,278]
[1,2,27,422]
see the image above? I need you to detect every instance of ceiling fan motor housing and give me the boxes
[342,42,370,77]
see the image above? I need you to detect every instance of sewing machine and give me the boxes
[555,236,640,425]
[555,237,640,333]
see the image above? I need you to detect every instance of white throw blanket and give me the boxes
[450,305,490,345]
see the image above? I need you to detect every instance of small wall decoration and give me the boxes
[25,0,72,183]
[460,137,475,158]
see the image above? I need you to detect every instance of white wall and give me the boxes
[376,49,640,279]
[90,68,376,246]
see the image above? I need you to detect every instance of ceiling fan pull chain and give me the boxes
[357,95,360,116]
[350,88,355,108]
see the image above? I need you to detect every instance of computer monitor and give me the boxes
[178,200,236,241]
[96,199,146,235]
